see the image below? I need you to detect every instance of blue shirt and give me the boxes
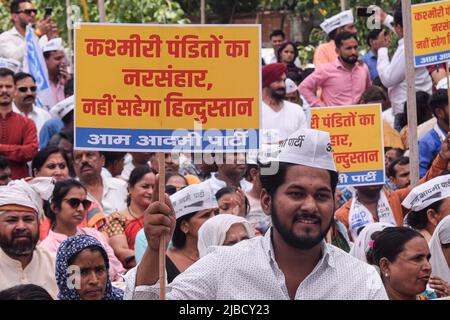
[418,127,443,178]
[362,50,379,80]
[39,118,64,149]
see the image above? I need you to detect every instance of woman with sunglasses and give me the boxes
[39,179,125,281]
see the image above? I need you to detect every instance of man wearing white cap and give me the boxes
[43,38,69,108]
[313,10,357,68]
[12,72,52,141]
[0,177,58,299]
[0,0,57,68]
[124,128,388,300]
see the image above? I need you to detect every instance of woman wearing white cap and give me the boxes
[429,215,450,295]
[197,214,254,258]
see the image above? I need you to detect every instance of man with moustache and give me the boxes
[0,179,58,298]
[12,72,52,141]
[73,150,127,217]
[261,63,307,146]
[0,68,38,179]
[299,32,371,107]
[124,128,388,300]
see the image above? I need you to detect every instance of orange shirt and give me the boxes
[313,40,338,68]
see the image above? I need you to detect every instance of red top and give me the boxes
[0,111,38,179]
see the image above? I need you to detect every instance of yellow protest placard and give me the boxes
[311,104,384,186]
[411,0,450,67]
[74,23,260,152]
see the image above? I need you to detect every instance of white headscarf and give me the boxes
[197,214,255,257]
[349,222,394,263]
[429,215,450,283]
[0,177,55,217]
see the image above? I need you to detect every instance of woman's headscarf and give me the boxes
[197,214,255,257]
[56,234,123,300]
[429,215,450,283]
[349,222,394,263]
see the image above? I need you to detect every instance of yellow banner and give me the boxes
[411,0,450,67]
[75,23,260,151]
[311,104,384,186]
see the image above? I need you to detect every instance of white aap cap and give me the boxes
[0,57,21,73]
[320,10,354,34]
[170,183,218,219]
[402,175,450,212]
[285,78,298,94]
[43,38,64,53]
[276,128,336,172]
[50,95,74,119]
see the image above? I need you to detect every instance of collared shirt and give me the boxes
[313,40,338,69]
[0,27,48,68]
[377,39,432,115]
[198,172,253,196]
[13,103,52,141]
[0,111,38,179]
[299,58,371,107]
[39,227,125,281]
[124,229,388,300]
[362,50,379,80]
[48,81,66,109]
[38,118,64,149]
[261,100,307,144]
[0,246,58,299]
[86,176,128,217]
[418,125,445,178]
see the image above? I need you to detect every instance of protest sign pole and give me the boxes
[98,0,106,22]
[201,0,206,24]
[65,0,74,74]
[447,62,450,129]
[402,0,419,186]
[158,153,166,300]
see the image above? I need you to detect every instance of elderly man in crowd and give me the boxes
[73,150,127,216]
[0,68,38,179]
[124,128,387,300]
[0,178,57,299]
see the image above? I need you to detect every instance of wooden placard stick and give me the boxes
[158,152,166,300]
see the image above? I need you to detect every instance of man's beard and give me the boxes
[269,88,286,102]
[341,55,358,65]
[0,229,39,256]
[271,202,333,250]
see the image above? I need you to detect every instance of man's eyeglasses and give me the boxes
[15,9,37,15]
[63,198,92,210]
[17,86,37,93]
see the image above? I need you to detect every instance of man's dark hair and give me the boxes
[269,29,285,40]
[428,89,448,117]
[335,32,357,48]
[366,29,384,47]
[366,227,423,266]
[0,284,53,300]
[13,72,35,84]
[103,151,126,168]
[0,155,9,170]
[10,0,31,14]
[361,85,388,103]
[393,5,403,27]
[0,68,14,79]
[402,91,432,126]
[259,162,339,198]
[387,156,409,179]
[64,78,74,97]
[385,147,404,158]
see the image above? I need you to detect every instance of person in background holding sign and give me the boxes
[261,63,307,146]
[0,68,38,180]
[336,132,450,241]
[376,4,432,132]
[419,89,449,178]
[12,72,51,141]
[402,174,450,243]
[124,128,388,300]
[0,0,57,68]
[313,10,357,68]
[299,32,371,108]
[43,38,69,108]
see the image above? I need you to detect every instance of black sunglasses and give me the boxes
[17,86,37,93]
[15,9,37,15]
[64,198,92,210]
